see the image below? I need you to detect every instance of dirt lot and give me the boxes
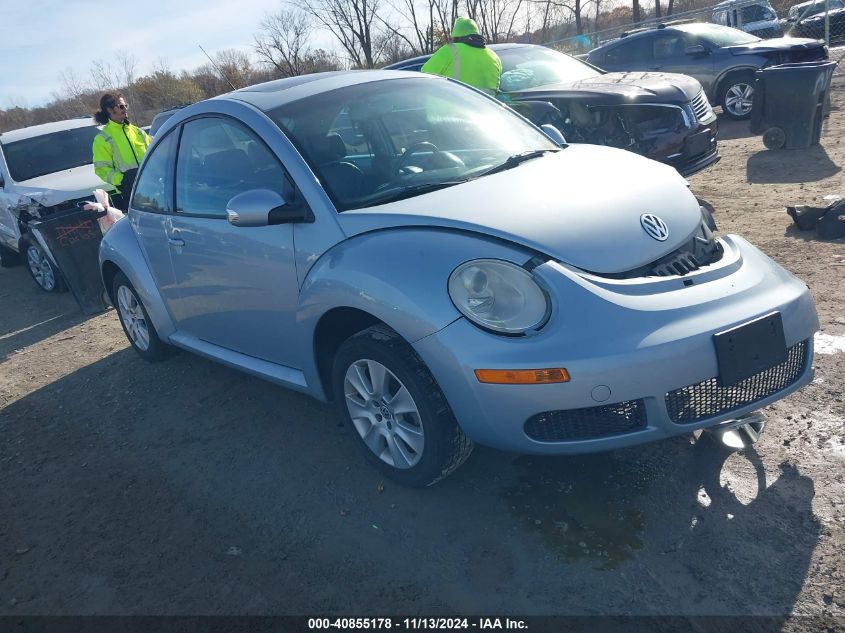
[1,83,844,624]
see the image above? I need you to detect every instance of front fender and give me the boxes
[296,228,537,389]
[99,217,176,340]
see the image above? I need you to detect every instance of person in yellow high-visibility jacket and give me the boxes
[421,17,502,95]
[92,92,151,209]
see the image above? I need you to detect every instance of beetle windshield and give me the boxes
[498,46,602,91]
[268,77,558,211]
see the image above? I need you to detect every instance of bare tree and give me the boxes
[89,59,120,92]
[633,0,642,22]
[302,0,383,68]
[466,0,527,41]
[431,0,459,41]
[117,52,139,109]
[377,0,437,56]
[255,9,315,76]
[214,49,257,88]
[58,67,92,114]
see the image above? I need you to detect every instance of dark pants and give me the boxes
[111,168,138,211]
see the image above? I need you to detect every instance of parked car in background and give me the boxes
[785,0,845,40]
[0,118,112,291]
[387,43,719,177]
[101,71,818,486]
[149,103,192,137]
[712,0,784,38]
[587,23,827,119]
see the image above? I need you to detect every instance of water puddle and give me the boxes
[502,452,662,569]
[814,332,845,355]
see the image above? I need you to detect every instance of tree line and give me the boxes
[0,0,722,133]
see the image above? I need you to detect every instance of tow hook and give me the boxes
[706,411,767,450]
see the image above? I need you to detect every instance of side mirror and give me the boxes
[685,44,708,56]
[226,188,313,227]
[0,174,4,189]
[540,124,567,147]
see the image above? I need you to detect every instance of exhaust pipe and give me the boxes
[707,411,767,449]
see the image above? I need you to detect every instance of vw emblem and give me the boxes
[640,214,669,242]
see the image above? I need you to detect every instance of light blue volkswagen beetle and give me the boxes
[100,71,818,486]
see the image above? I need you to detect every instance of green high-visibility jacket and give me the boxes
[421,42,503,94]
[92,120,151,192]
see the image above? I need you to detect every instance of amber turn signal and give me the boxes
[474,368,570,384]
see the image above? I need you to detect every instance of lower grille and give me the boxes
[524,400,646,441]
[666,340,808,424]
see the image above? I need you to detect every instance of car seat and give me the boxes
[308,133,365,201]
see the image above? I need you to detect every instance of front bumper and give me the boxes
[413,235,818,454]
[670,118,720,177]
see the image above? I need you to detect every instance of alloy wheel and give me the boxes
[725,83,754,117]
[343,359,425,469]
[26,244,55,291]
[116,285,151,351]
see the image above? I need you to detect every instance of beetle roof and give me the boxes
[220,70,440,111]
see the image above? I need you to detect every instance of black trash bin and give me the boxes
[28,208,108,315]
[750,60,837,150]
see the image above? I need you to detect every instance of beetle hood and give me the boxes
[337,145,703,275]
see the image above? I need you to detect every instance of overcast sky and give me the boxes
[2,0,298,108]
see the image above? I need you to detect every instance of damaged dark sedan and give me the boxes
[386,43,719,177]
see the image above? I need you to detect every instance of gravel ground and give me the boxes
[1,82,844,624]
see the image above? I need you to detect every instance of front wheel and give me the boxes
[332,324,473,487]
[24,239,66,292]
[721,74,755,120]
[113,271,171,361]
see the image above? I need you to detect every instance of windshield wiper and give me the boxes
[367,180,469,206]
[478,149,560,177]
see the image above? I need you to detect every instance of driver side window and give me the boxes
[175,117,293,218]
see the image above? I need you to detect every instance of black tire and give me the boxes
[22,238,67,293]
[720,72,756,121]
[762,127,786,150]
[332,324,473,487]
[0,243,21,268]
[112,271,171,361]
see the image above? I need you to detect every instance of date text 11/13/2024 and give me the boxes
[307,618,528,630]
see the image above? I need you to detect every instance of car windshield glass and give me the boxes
[497,46,602,91]
[796,0,844,16]
[268,77,558,211]
[1,126,99,182]
[677,23,761,45]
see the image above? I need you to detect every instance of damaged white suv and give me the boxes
[0,118,112,291]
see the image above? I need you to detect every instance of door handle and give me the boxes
[168,237,185,247]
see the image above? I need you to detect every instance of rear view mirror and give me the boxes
[685,45,708,56]
[541,124,568,147]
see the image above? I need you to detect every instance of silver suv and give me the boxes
[587,22,826,119]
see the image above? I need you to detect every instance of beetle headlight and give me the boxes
[448,259,550,334]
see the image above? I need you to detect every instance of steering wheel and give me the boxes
[398,141,441,170]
